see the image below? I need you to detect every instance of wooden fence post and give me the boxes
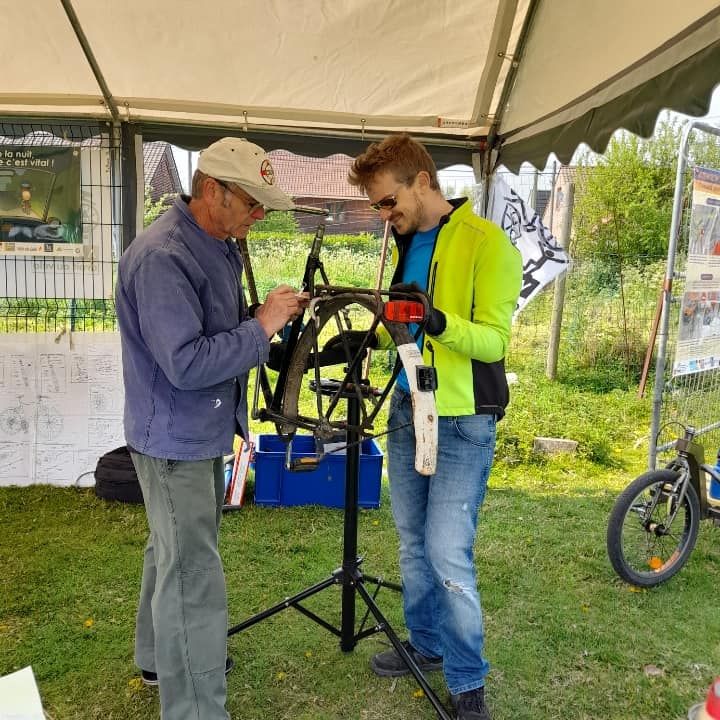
[546,182,575,380]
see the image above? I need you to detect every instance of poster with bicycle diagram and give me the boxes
[0,135,115,300]
[0,332,124,486]
[673,166,720,376]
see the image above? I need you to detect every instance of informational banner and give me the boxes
[488,175,570,315]
[0,145,83,257]
[672,167,720,377]
[0,332,124,487]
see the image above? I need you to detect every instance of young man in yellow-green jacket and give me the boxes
[348,133,522,720]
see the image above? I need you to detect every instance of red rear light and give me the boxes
[383,300,424,323]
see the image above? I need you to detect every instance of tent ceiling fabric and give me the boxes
[2,0,719,171]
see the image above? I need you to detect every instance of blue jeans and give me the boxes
[387,388,495,695]
[131,453,230,720]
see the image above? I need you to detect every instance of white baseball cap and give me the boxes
[197,137,295,211]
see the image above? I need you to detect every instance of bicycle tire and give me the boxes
[606,469,700,587]
[278,291,438,475]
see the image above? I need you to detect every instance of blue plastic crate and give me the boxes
[253,434,382,509]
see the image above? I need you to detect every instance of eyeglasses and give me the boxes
[214,179,264,215]
[369,194,398,213]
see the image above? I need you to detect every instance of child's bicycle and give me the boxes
[606,425,720,587]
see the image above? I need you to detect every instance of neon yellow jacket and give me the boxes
[385,198,522,418]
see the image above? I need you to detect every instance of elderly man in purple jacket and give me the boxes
[116,138,306,720]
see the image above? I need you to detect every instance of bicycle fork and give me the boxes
[646,463,691,534]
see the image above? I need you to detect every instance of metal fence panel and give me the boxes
[0,121,120,332]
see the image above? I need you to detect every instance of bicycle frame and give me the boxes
[246,222,439,476]
[667,427,720,520]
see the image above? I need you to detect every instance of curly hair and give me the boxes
[348,133,440,193]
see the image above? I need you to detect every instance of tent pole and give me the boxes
[59,0,119,122]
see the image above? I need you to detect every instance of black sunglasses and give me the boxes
[369,195,398,212]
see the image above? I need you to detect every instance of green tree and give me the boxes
[572,126,674,262]
[572,115,720,265]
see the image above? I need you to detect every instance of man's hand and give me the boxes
[389,282,446,336]
[254,285,309,338]
[389,281,424,296]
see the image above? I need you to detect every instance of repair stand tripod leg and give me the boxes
[227,393,452,720]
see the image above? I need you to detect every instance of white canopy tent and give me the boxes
[2,0,720,173]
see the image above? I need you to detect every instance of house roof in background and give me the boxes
[269,150,364,200]
[534,189,551,219]
[143,142,170,179]
[142,141,182,199]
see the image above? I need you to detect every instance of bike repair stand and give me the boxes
[227,386,453,720]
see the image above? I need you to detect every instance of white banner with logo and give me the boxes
[488,176,570,315]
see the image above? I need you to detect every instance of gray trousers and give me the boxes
[130,452,230,720]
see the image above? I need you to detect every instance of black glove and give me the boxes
[266,341,288,371]
[324,330,378,352]
[266,331,376,372]
[389,282,446,336]
[315,330,377,367]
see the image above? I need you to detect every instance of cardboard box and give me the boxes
[254,434,382,509]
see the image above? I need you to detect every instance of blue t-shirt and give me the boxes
[396,227,437,392]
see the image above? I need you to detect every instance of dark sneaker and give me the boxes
[451,686,491,720]
[369,640,442,677]
[140,669,159,687]
[141,655,235,686]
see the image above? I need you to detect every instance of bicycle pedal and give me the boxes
[287,457,321,472]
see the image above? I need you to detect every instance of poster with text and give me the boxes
[0,140,116,300]
[0,145,83,257]
[672,166,720,376]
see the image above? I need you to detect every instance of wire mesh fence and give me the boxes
[2,125,718,469]
[652,161,720,468]
[0,120,120,332]
[509,253,665,390]
[500,153,720,470]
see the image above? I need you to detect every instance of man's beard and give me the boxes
[393,192,424,235]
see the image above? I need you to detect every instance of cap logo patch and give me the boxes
[260,159,275,186]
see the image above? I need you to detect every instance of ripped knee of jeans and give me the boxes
[443,578,470,594]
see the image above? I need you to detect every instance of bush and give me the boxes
[143,189,176,227]
[248,229,380,253]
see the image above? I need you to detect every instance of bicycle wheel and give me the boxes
[277,291,438,475]
[606,469,701,587]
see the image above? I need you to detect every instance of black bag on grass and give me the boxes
[94,446,144,504]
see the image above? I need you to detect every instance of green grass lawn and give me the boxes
[3,394,720,719]
[2,247,720,718]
